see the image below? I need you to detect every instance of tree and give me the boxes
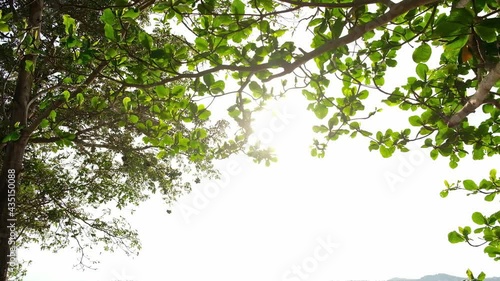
[0,0,263,279]
[0,0,498,280]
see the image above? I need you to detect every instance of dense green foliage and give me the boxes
[0,0,240,275]
[0,0,499,278]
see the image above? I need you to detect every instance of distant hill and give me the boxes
[390,273,500,281]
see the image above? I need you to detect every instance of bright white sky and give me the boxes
[19,7,500,281]
[22,92,500,281]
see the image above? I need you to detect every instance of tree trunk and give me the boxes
[0,136,29,280]
[0,1,43,279]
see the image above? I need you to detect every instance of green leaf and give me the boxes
[128,115,139,123]
[358,90,369,100]
[198,109,211,120]
[0,23,9,33]
[308,18,323,28]
[473,148,485,160]
[211,80,225,92]
[203,74,215,87]
[415,63,428,80]
[196,128,208,139]
[49,110,57,122]
[151,105,161,113]
[91,96,99,108]
[472,212,486,225]
[155,85,169,98]
[161,135,174,146]
[152,2,171,12]
[100,8,116,25]
[139,32,153,50]
[122,8,140,19]
[448,8,474,25]
[490,169,497,179]
[434,21,468,38]
[151,49,167,59]
[474,25,497,43]
[430,149,438,160]
[331,19,345,39]
[463,179,478,191]
[62,90,71,101]
[157,150,167,159]
[349,122,360,130]
[379,145,394,158]
[195,37,209,51]
[231,0,245,15]
[466,269,474,281]
[328,115,339,128]
[386,59,397,67]
[448,231,465,243]
[257,0,274,11]
[24,60,34,72]
[313,104,328,119]
[369,52,382,62]
[122,97,131,109]
[228,108,241,118]
[368,142,379,151]
[485,193,496,202]
[171,85,185,97]
[249,81,263,98]
[408,115,422,126]
[62,14,76,35]
[76,93,84,105]
[104,23,115,40]
[412,43,432,63]
[302,90,316,101]
[105,48,118,59]
[312,125,329,133]
[445,35,469,51]
[39,119,50,129]
[1,131,20,143]
[374,75,385,86]
[440,190,449,198]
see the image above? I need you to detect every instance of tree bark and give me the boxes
[447,62,500,127]
[0,1,43,280]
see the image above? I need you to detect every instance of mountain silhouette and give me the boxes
[390,273,500,281]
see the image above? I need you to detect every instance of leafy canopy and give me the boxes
[0,0,499,277]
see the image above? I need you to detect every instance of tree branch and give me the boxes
[25,60,109,135]
[278,0,394,8]
[447,62,500,127]
[115,0,440,89]
[455,0,471,8]
[73,139,156,151]
[266,0,440,80]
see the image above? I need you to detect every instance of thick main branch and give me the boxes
[278,0,394,8]
[267,0,440,80]
[117,0,440,88]
[447,62,500,127]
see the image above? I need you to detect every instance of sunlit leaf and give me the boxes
[412,43,432,63]
[448,231,465,243]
